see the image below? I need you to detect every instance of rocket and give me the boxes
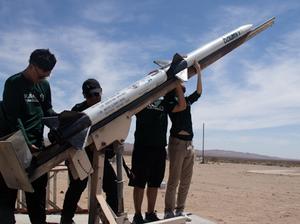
[44,18,275,150]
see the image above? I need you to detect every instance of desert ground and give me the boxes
[19,157,300,224]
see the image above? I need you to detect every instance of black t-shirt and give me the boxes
[71,100,115,158]
[71,101,88,112]
[168,91,201,141]
[2,73,53,147]
[134,98,175,149]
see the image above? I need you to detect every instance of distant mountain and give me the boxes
[195,149,286,161]
[124,143,297,161]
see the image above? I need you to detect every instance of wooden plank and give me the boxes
[68,148,93,180]
[7,130,32,169]
[68,156,79,180]
[29,149,69,182]
[0,141,33,192]
[96,194,117,224]
[88,144,104,224]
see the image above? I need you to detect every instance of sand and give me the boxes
[44,158,300,224]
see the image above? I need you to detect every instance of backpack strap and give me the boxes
[122,157,134,180]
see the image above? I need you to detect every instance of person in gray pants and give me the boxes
[164,61,202,218]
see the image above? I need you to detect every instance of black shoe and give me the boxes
[132,213,145,224]
[60,218,75,224]
[164,211,175,219]
[175,210,184,216]
[145,211,160,222]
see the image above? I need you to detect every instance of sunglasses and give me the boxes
[34,65,50,80]
[86,92,101,98]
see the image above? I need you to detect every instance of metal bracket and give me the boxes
[91,113,132,151]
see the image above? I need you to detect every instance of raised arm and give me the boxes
[187,61,203,95]
[193,61,202,95]
[171,83,186,113]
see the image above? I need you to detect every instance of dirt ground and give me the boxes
[50,157,300,224]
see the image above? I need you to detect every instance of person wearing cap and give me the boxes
[164,61,202,219]
[60,79,118,224]
[0,49,57,224]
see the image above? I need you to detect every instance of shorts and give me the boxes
[129,146,166,188]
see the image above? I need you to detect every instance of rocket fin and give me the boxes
[170,53,184,65]
[43,116,59,130]
[175,68,188,82]
[166,53,187,78]
[153,59,170,68]
[58,111,86,128]
[43,111,85,130]
[68,127,91,150]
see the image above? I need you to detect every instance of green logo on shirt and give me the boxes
[24,93,39,103]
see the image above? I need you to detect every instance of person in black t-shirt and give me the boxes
[0,49,56,224]
[129,83,186,224]
[60,79,118,224]
[164,61,202,219]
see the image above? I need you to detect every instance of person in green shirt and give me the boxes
[0,49,56,224]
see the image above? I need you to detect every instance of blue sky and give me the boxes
[0,0,299,159]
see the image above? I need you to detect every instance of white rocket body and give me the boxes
[85,24,253,126]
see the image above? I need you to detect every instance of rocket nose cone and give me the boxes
[239,24,253,33]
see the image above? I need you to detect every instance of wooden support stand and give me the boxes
[0,111,190,223]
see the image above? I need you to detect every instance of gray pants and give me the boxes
[165,136,194,213]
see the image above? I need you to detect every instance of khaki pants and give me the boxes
[165,136,194,213]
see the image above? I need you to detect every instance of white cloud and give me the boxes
[184,1,299,52]
[82,0,151,24]
[0,22,173,112]
[220,2,299,25]
[192,28,300,131]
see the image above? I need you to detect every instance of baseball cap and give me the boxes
[82,79,102,95]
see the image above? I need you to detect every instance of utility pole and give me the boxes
[201,122,205,164]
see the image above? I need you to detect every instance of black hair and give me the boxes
[29,49,56,71]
